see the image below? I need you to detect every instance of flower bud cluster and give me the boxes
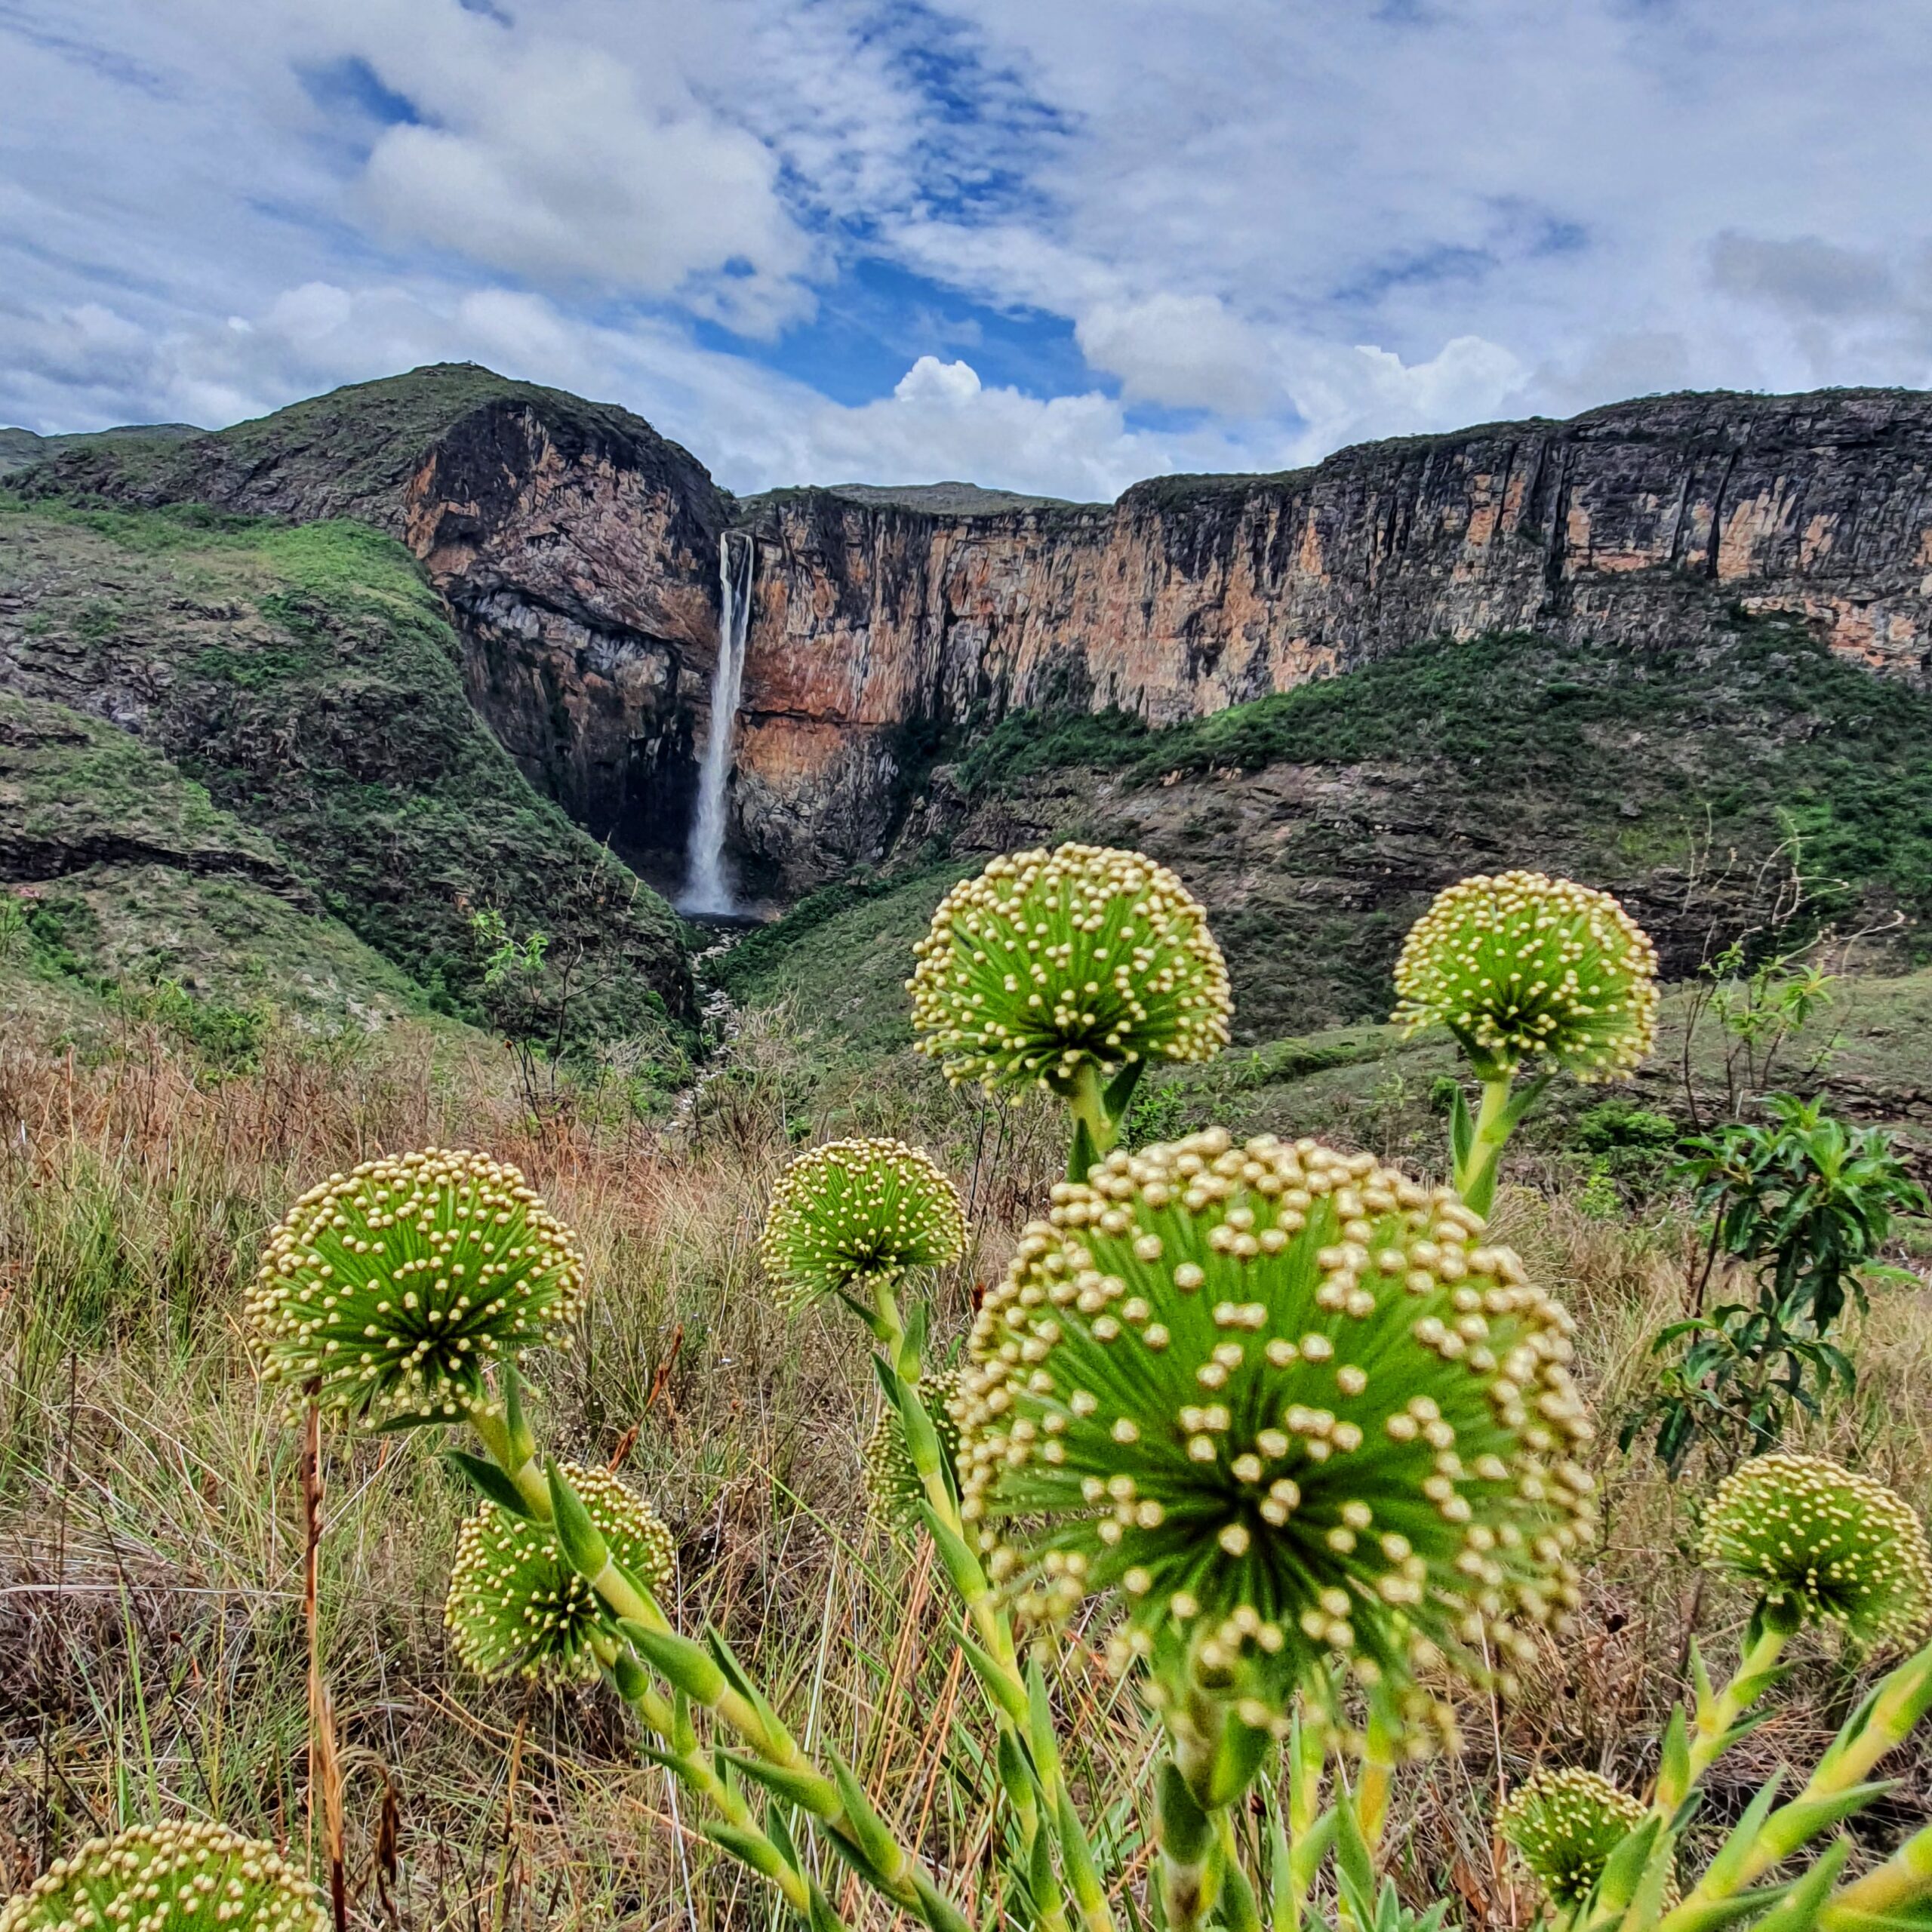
[760,1139,967,1310]
[952,1128,1595,1741]
[0,1823,323,1932]
[1498,1767,1647,1910]
[247,1149,586,1425]
[864,1371,963,1537]
[1699,1452,1932,1647]
[908,844,1232,1093]
[1392,871,1659,1081]
[445,1462,675,1681]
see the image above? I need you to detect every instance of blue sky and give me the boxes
[4,0,1931,500]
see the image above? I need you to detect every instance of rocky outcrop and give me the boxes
[24,366,730,866]
[731,389,1932,884]
[26,369,1932,898]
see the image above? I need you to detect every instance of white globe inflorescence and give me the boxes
[953,1128,1595,1744]
[1392,871,1660,1081]
[445,1462,675,1680]
[1499,1767,1649,1910]
[908,844,1232,1094]
[759,1138,967,1311]
[1699,1452,1932,1647]
[247,1149,587,1425]
[0,1823,324,1932]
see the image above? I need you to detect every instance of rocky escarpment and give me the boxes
[23,369,1932,899]
[22,366,731,868]
[733,389,1932,884]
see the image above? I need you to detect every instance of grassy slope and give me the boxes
[2,690,431,1032]
[0,497,688,1032]
[731,619,1932,1054]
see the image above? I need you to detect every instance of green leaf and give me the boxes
[1656,1703,1690,1809]
[1103,1057,1146,1126]
[718,1749,841,1819]
[910,1866,974,1932]
[502,1361,535,1468]
[958,1633,1030,1727]
[444,1450,537,1519]
[546,1459,608,1580]
[706,1822,796,1886]
[831,1754,908,1884]
[1068,1115,1100,1185]
[1330,1770,1374,1902]
[620,1620,728,1707]
[1449,1083,1474,1173]
[921,1504,991,1605]
[1026,1660,1063,1788]
[1054,1785,1108,1921]
[365,1407,464,1435]
[808,1880,851,1932]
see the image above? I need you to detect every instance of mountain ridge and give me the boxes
[13,363,1932,1018]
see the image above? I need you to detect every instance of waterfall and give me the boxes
[680,531,752,915]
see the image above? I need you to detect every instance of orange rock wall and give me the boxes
[731,388,1932,882]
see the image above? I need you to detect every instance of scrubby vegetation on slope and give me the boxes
[0,497,688,1035]
[736,617,1932,1048]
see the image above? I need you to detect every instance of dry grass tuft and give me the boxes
[3,1014,1930,1928]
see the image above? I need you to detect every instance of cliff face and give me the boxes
[24,366,731,866]
[734,388,1932,884]
[24,369,1932,899]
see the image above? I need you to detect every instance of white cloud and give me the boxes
[351,23,814,334]
[1076,294,1277,413]
[8,0,1932,492]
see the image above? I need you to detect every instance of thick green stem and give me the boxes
[1687,1624,1786,1783]
[871,1277,918,1380]
[1067,1059,1115,1176]
[1157,1754,1223,1932]
[1352,1690,1398,1858]
[469,1404,971,1932]
[1456,1074,1517,1213]
[1661,1643,1932,1929]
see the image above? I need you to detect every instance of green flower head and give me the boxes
[865,1370,963,1537]
[247,1149,586,1426]
[907,844,1232,1094]
[1499,1768,1647,1912]
[0,1823,324,1932]
[1699,1453,1932,1647]
[759,1138,967,1311]
[1392,871,1660,1082]
[955,1130,1595,1743]
[445,1462,675,1681]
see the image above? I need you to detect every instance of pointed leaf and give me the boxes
[831,1754,908,1883]
[445,1450,537,1520]
[546,1459,608,1580]
[1104,1058,1146,1127]
[705,1822,795,1886]
[719,1749,841,1820]
[1449,1084,1475,1173]
[958,1632,1029,1727]
[620,1619,728,1707]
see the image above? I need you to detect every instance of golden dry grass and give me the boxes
[3,1006,1930,1930]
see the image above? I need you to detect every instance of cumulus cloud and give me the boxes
[352,23,814,333]
[1075,294,1278,413]
[7,0,1932,494]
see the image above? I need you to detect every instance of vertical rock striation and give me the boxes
[733,389,1932,884]
[24,368,1932,897]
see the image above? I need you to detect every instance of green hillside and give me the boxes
[724,616,1932,1051]
[0,496,689,1036]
